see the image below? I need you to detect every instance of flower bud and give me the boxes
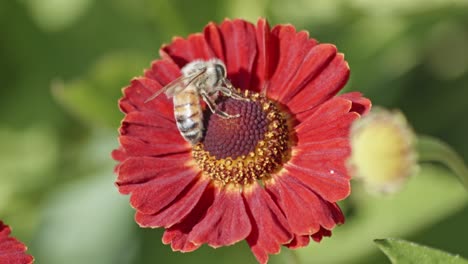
[347,108,418,194]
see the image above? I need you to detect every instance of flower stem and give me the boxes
[417,135,468,190]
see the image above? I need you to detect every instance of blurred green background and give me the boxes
[1,0,467,263]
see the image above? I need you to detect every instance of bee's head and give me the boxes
[207,58,227,79]
[214,62,226,78]
[202,59,227,90]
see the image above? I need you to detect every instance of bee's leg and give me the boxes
[218,80,249,101]
[218,86,243,99]
[200,91,240,119]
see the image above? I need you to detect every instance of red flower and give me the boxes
[0,221,34,264]
[113,18,371,263]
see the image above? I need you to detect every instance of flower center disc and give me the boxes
[192,91,290,185]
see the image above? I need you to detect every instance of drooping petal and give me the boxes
[265,25,317,101]
[162,227,201,253]
[0,222,34,264]
[244,183,292,264]
[251,18,278,93]
[285,227,333,249]
[161,34,216,67]
[116,156,199,215]
[136,177,210,228]
[162,185,217,252]
[189,186,251,248]
[285,234,310,249]
[266,175,343,235]
[311,227,332,242]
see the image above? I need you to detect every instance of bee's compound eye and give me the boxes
[214,63,226,78]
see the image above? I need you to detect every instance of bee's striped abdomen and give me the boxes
[173,90,203,144]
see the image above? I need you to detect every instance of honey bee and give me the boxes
[145,58,245,144]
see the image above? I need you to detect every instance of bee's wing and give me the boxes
[144,68,207,103]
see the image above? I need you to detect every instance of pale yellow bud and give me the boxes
[347,108,418,194]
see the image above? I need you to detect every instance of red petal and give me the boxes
[161,34,215,67]
[290,98,355,204]
[278,44,338,103]
[162,185,217,252]
[265,25,317,101]
[162,228,200,253]
[285,234,310,249]
[136,178,210,228]
[116,155,190,187]
[285,227,332,249]
[0,222,34,264]
[128,170,198,215]
[285,161,349,203]
[295,97,359,141]
[290,138,350,180]
[244,183,292,264]
[203,22,225,61]
[121,110,176,132]
[0,252,33,264]
[189,187,251,248]
[119,59,180,126]
[120,77,174,120]
[116,156,198,215]
[118,135,188,158]
[311,227,332,243]
[219,19,257,90]
[111,147,127,162]
[111,147,127,173]
[266,175,342,235]
[0,240,25,252]
[118,110,189,157]
[146,59,181,87]
[288,53,350,119]
[250,18,278,93]
[338,92,372,115]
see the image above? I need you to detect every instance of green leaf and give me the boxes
[53,52,148,129]
[375,238,468,264]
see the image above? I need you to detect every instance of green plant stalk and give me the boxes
[417,135,468,190]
